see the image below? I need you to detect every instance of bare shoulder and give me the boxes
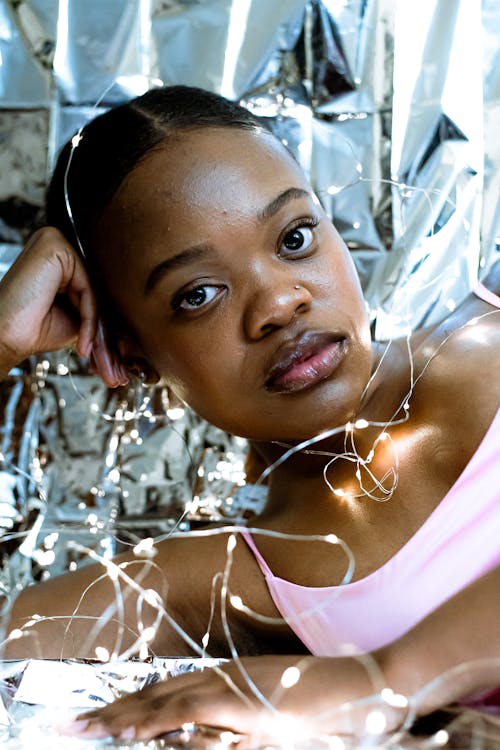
[415,284,500,390]
[408,278,500,446]
[414,259,500,361]
[158,526,288,616]
[156,528,308,656]
[145,528,286,656]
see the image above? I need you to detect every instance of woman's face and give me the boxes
[95,127,372,441]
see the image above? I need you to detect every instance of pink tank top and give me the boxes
[241,283,500,657]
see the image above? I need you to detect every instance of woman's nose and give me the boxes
[243,281,313,340]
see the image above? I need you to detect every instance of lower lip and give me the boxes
[267,341,346,393]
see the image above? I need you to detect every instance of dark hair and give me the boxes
[46,85,269,260]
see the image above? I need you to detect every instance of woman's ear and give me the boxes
[91,321,160,388]
[123,357,161,385]
[115,336,160,386]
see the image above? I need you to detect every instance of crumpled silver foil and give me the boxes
[152,0,306,100]
[0,6,499,745]
[364,0,489,336]
[0,355,257,609]
[0,1,50,107]
[0,657,227,749]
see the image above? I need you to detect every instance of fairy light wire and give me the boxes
[62,129,86,258]
[3,81,498,747]
[201,570,223,659]
[9,310,491,664]
[58,76,493,524]
[62,78,118,260]
[5,320,498,656]
[219,534,278,714]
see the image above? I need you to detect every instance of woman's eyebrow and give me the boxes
[144,244,214,294]
[257,187,311,222]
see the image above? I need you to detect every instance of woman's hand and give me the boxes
[0,227,127,386]
[58,655,408,745]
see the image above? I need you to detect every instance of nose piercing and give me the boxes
[294,284,301,290]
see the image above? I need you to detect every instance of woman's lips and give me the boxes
[265,335,347,393]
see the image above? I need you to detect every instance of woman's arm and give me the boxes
[3,531,239,660]
[3,548,173,659]
[380,563,500,710]
[57,564,500,742]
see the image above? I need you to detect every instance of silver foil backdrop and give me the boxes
[0,0,499,601]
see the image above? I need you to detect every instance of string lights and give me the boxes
[0,88,498,750]
[1,298,498,749]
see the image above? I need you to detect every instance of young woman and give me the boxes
[1,86,499,744]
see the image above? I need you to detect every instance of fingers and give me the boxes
[90,321,129,388]
[57,670,256,742]
[77,288,96,358]
[0,227,98,363]
[55,253,129,387]
[48,237,129,386]
[61,255,97,359]
[5,227,130,386]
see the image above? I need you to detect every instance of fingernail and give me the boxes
[119,726,136,740]
[95,321,105,346]
[119,364,130,384]
[57,718,90,736]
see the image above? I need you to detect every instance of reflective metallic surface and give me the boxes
[0,6,498,742]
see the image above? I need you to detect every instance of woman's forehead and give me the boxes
[112,127,310,219]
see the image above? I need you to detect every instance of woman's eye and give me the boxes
[174,285,220,311]
[279,225,315,257]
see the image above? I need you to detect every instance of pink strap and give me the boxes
[474,281,500,309]
[239,530,274,578]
